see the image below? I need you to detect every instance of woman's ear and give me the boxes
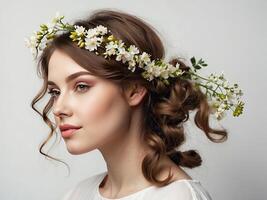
[125,83,147,107]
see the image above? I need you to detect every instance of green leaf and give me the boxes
[190,57,196,66]
[193,65,202,70]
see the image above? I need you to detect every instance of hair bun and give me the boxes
[169,150,202,168]
[179,150,202,168]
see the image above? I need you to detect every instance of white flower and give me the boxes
[175,69,184,76]
[46,21,57,34]
[160,69,170,79]
[217,103,227,112]
[222,80,230,88]
[51,11,63,24]
[95,25,108,35]
[86,28,98,38]
[116,47,131,63]
[117,40,125,49]
[210,101,227,120]
[214,110,226,120]
[209,101,217,114]
[145,73,155,81]
[104,41,118,56]
[24,30,40,58]
[225,91,234,102]
[218,71,226,81]
[175,62,181,68]
[128,45,139,55]
[85,36,103,51]
[24,33,38,49]
[44,12,63,34]
[128,60,137,68]
[153,66,162,78]
[166,63,176,74]
[139,52,151,65]
[38,37,48,51]
[128,61,137,72]
[144,61,159,79]
[165,63,184,78]
[208,73,219,82]
[74,25,86,36]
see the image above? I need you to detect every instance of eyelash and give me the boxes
[48,83,90,98]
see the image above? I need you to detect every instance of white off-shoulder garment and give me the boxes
[61,171,213,200]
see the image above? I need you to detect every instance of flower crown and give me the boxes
[24,12,245,121]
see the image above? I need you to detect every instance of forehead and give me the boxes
[47,49,102,87]
[48,49,88,78]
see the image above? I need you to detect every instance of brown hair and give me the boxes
[31,8,228,186]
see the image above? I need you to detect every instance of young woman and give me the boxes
[27,8,243,200]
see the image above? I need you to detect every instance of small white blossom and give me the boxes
[144,60,159,80]
[214,110,226,120]
[95,25,108,35]
[38,37,48,51]
[225,91,234,101]
[44,12,64,33]
[128,60,137,68]
[218,103,227,112]
[104,41,118,57]
[153,66,163,78]
[175,62,181,68]
[74,25,86,36]
[219,72,226,81]
[117,40,125,49]
[222,80,230,88]
[160,70,169,79]
[139,52,151,65]
[166,63,177,74]
[24,31,39,57]
[116,47,131,63]
[46,22,56,33]
[85,36,103,51]
[128,61,137,72]
[24,32,38,48]
[166,63,184,78]
[86,28,98,38]
[128,45,139,55]
[51,11,63,24]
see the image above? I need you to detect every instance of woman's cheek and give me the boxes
[80,86,130,142]
[79,86,115,121]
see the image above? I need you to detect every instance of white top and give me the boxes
[61,171,213,200]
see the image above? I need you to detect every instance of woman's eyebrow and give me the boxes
[48,71,92,86]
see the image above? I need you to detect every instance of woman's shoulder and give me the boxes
[183,180,213,200]
[144,179,213,200]
[60,171,106,200]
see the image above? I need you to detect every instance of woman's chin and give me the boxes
[67,148,84,155]
[65,141,95,155]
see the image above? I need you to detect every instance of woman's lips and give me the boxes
[61,128,81,138]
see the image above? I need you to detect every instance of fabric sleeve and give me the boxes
[186,182,213,200]
[60,188,75,200]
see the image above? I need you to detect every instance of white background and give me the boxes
[0,0,266,200]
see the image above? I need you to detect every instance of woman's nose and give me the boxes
[52,93,72,117]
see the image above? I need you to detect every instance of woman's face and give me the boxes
[47,49,131,155]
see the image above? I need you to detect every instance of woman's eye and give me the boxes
[48,89,59,98]
[76,83,90,92]
[47,83,89,98]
